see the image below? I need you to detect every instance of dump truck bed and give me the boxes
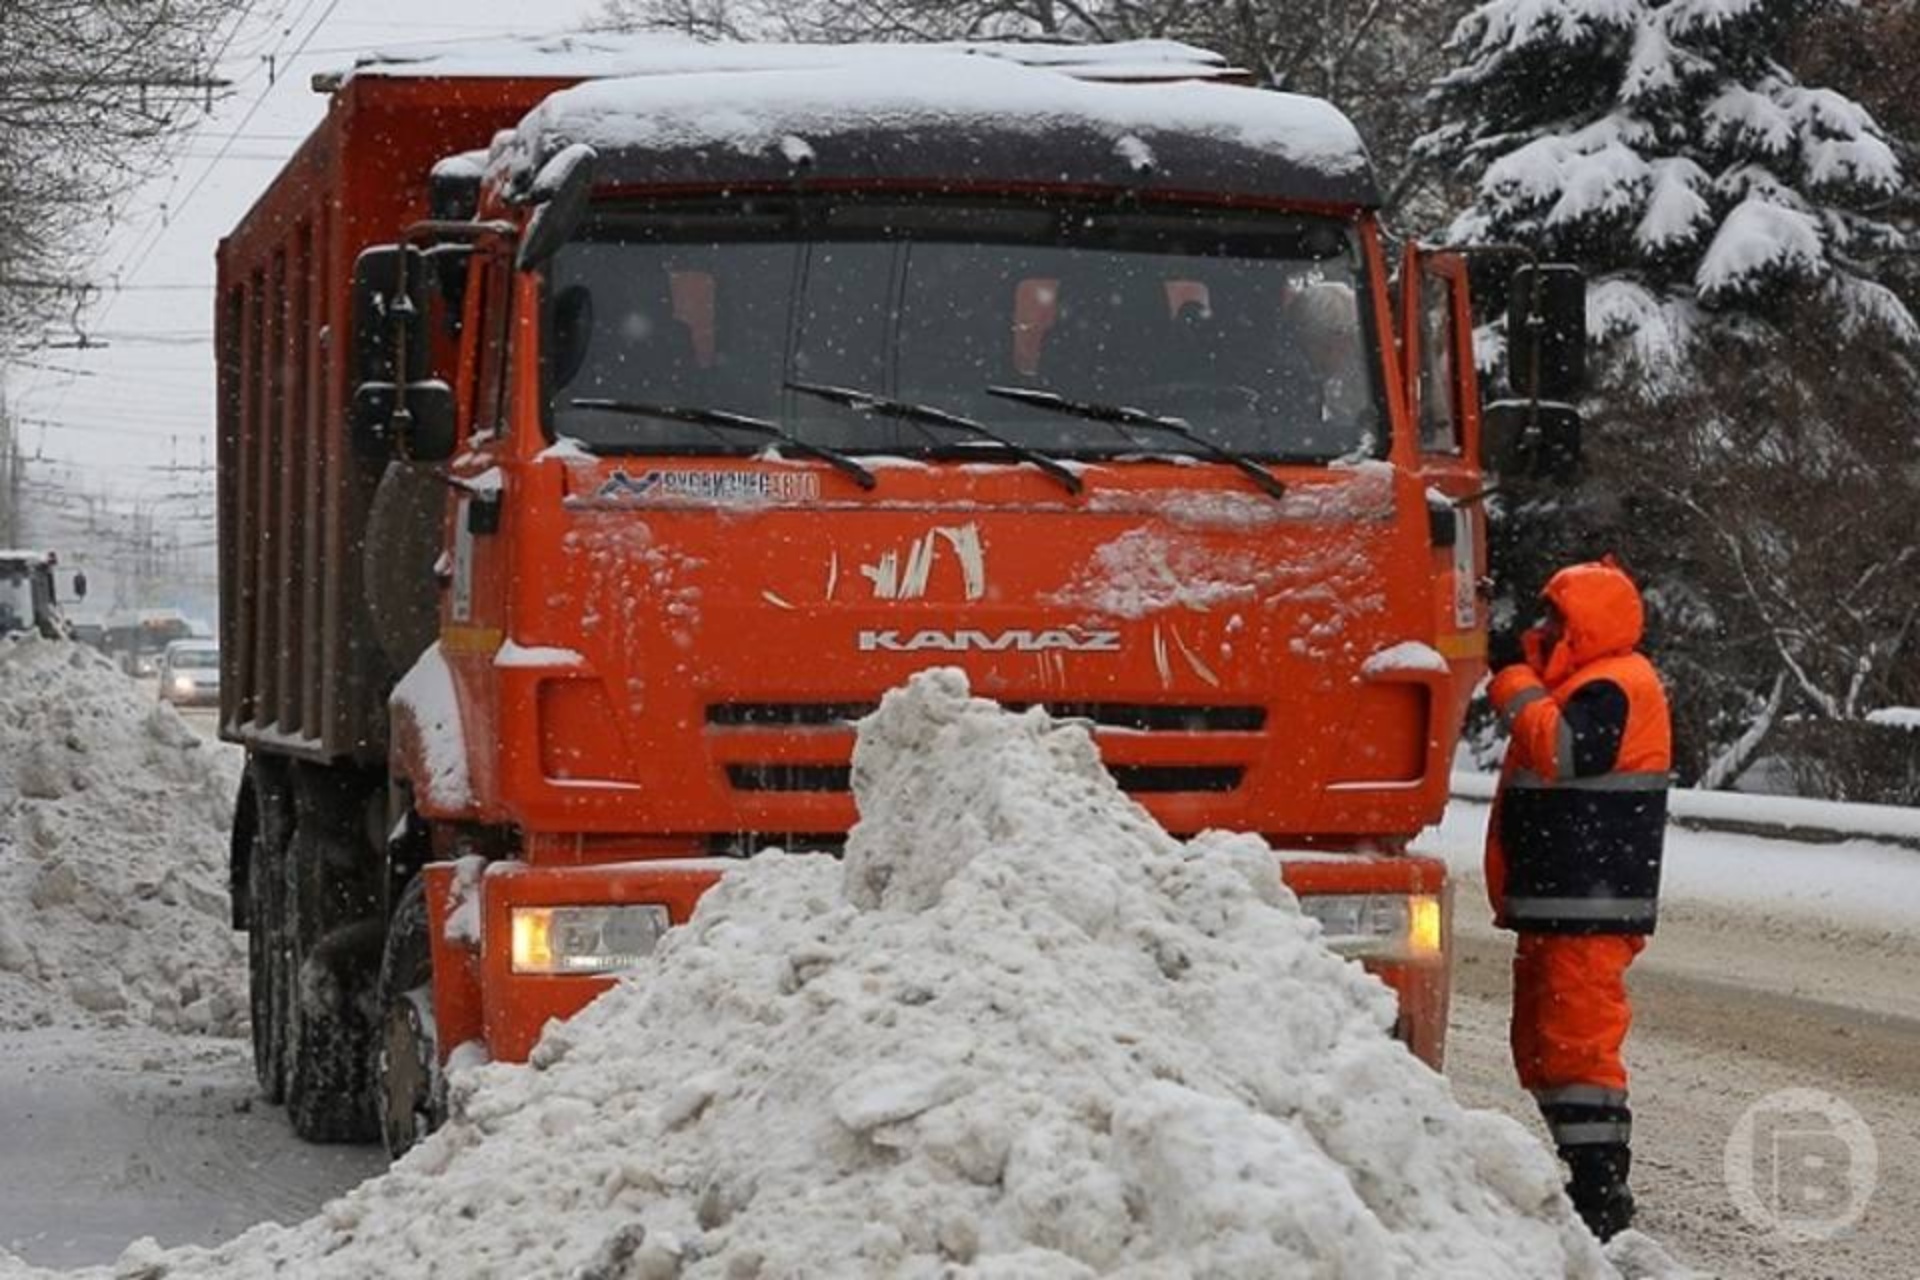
[215,74,571,761]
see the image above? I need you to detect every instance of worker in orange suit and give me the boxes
[1485,556,1671,1241]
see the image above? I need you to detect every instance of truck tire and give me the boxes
[283,894,382,1141]
[246,811,286,1103]
[374,876,442,1159]
[242,763,293,1104]
[281,768,382,1144]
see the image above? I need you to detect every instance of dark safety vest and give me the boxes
[1496,652,1671,935]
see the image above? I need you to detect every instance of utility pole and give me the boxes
[0,376,18,547]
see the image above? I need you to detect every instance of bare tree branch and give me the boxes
[0,1,244,351]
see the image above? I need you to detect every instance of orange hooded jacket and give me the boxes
[1486,560,1672,934]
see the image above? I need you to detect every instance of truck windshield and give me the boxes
[545,200,1385,463]
[0,574,31,632]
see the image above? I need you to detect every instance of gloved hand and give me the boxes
[1488,662,1546,720]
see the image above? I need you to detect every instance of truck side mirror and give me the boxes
[350,382,458,462]
[350,244,456,462]
[1506,264,1586,401]
[72,571,87,601]
[516,144,597,272]
[1482,400,1582,482]
[351,245,428,389]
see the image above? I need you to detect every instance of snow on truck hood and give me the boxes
[9,669,1656,1279]
[496,51,1378,205]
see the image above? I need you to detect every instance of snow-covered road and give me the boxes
[0,1029,381,1266]
[1424,800,1920,1280]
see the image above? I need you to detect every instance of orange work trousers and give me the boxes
[1510,932,1645,1093]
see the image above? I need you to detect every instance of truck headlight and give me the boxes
[1299,893,1443,962]
[510,904,671,975]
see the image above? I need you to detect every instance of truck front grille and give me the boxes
[708,701,1265,732]
[726,764,852,792]
[725,763,1243,794]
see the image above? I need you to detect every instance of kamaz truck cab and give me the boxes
[218,37,1583,1152]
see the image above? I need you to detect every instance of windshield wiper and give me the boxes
[784,380,1083,496]
[569,398,876,491]
[984,385,1287,501]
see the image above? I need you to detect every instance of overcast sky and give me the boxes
[4,0,606,592]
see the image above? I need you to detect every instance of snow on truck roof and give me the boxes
[332,31,1243,84]
[520,54,1374,206]
[333,34,1379,208]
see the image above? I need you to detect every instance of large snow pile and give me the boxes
[17,668,1651,1279]
[0,637,244,1035]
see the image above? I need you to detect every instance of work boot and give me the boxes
[1563,1142,1635,1241]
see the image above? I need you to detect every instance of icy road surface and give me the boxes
[0,1029,382,1266]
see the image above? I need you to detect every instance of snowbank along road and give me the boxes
[0,638,384,1267]
[1,644,1909,1278]
[0,640,245,1035]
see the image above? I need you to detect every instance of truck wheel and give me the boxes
[242,765,293,1104]
[283,913,382,1142]
[374,877,442,1159]
[281,811,381,1144]
[246,813,286,1103]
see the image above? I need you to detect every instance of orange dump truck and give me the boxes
[216,37,1581,1150]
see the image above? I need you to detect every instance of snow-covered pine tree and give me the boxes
[1421,0,1912,368]
[1422,1,1920,796]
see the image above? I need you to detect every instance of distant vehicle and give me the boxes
[107,609,195,676]
[0,550,86,640]
[158,639,221,707]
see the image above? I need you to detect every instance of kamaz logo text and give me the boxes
[858,628,1121,653]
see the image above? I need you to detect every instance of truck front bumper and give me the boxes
[425,850,1451,1069]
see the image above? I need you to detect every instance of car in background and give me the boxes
[111,609,195,676]
[158,639,221,707]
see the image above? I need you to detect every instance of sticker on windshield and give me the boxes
[590,469,821,505]
[1451,508,1476,630]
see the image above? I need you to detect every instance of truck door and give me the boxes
[1399,247,1486,685]
[445,248,513,643]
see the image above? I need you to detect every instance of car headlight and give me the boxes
[1299,893,1443,961]
[171,675,196,692]
[510,904,671,975]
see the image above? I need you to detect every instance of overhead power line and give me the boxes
[289,21,628,60]
[17,416,211,440]
[108,0,340,288]
[0,277,101,292]
[13,0,268,421]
